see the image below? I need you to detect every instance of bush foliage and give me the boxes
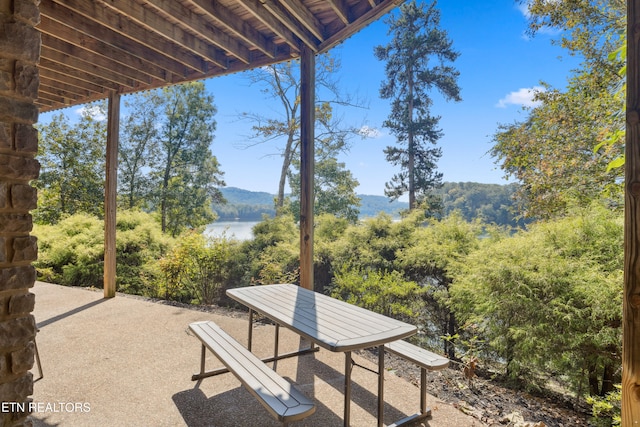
[35,204,623,410]
[35,210,173,295]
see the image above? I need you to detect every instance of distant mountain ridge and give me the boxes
[214,183,521,227]
[213,187,409,220]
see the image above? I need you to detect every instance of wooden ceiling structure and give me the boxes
[36,0,401,112]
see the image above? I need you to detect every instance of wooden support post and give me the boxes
[104,91,120,298]
[623,0,640,423]
[299,46,315,291]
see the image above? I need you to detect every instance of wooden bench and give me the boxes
[189,321,316,426]
[384,340,450,427]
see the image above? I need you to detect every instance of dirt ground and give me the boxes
[357,348,593,427]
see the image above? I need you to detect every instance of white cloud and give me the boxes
[496,86,546,108]
[358,125,382,139]
[516,0,562,36]
[517,2,531,18]
[76,105,107,121]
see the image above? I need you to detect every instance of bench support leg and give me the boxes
[387,367,432,427]
[248,309,254,351]
[273,323,280,370]
[191,346,319,381]
[199,344,206,377]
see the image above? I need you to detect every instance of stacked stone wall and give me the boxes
[0,1,40,426]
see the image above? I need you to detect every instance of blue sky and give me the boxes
[202,0,581,197]
[44,0,582,198]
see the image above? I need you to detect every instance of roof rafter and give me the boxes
[42,0,206,75]
[277,0,325,41]
[260,0,321,48]
[38,15,172,83]
[237,0,303,53]
[35,0,404,112]
[329,0,351,25]
[190,0,276,59]
[99,0,232,69]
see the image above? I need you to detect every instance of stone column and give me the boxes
[0,0,41,426]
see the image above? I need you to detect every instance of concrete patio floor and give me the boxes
[30,281,481,426]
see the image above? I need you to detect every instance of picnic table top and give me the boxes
[227,284,417,352]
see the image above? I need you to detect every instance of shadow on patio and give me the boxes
[30,281,480,426]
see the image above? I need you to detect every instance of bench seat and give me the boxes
[384,340,449,427]
[385,340,450,371]
[189,320,315,426]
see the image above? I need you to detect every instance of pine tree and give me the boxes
[375,0,461,211]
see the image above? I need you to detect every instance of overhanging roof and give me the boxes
[36,0,401,112]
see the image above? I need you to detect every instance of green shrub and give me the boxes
[34,210,173,295]
[330,267,424,322]
[450,204,623,394]
[586,385,621,427]
[159,231,240,304]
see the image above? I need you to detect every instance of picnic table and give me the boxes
[226,283,417,427]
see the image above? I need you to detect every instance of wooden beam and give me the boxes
[277,0,325,42]
[299,45,315,291]
[329,0,350,25]
[42,0,205,75]
[41,34,152,85]
[260,0,321,49]
[190,0,277,59]
[623,0,640,422]
[37,66,106,95]
[319,0,399,53]
[100,0,236,68]
[237,0,301,52]
[40,76,89,98]
[41,46,138,88]
[104,91,119,299]
[38,57,122,92]
[38,16,171,83]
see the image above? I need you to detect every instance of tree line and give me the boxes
[213,184,522,227]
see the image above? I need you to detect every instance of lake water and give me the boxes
[204,221,259,241]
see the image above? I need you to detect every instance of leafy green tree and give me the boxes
[493,0,626,219]
[241,54,364,212]
[243,210,300,285]
[331,268,423,322]
[147,82,226,236]
[491,74,623,219]
[330,212,420,274]
[522,0,625,69]
[119,92,160,209]
[35,104,106,223]
[435,182,523,227]
[375,0,461,211]
[289,150,361,223]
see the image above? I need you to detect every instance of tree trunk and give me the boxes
[446,311,456,359]
[601,362,615,396]
[407,66,416,209]
[277,133,294,210]
[588,364,600,396]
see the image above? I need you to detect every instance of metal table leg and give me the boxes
[344,351,352,426]
[378,344,384,427]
